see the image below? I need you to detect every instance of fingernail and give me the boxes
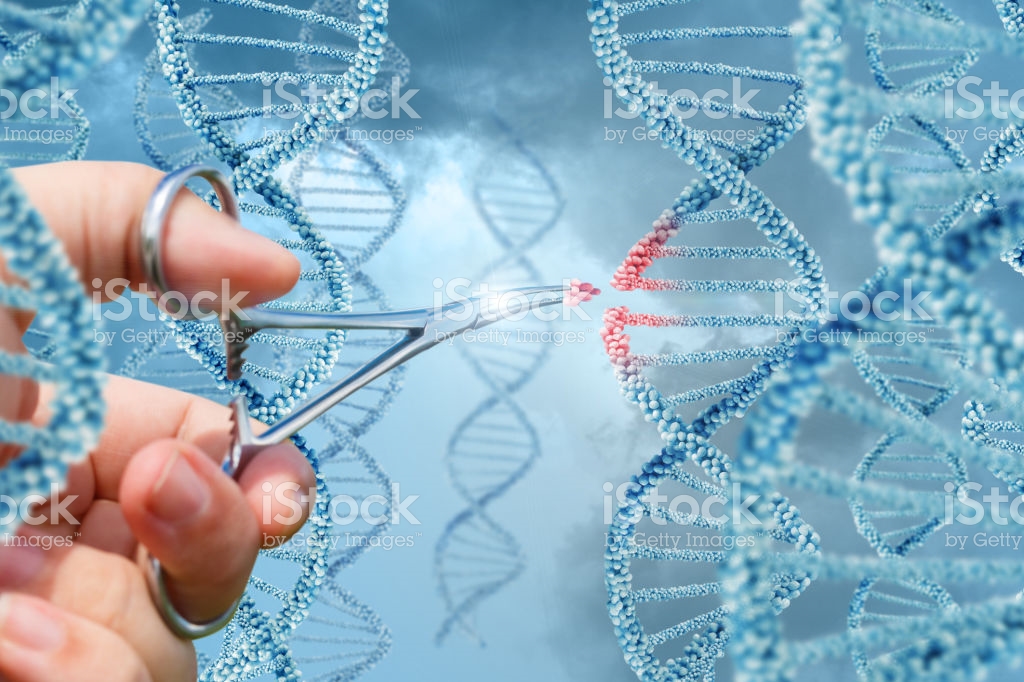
[0,543,45,589]
[147,450,210,524]
[0,594,66,652]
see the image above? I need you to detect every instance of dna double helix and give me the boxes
[0,3,93,359]
[593,1,1024,680]
[589,1,834,678]
[433,118,566,645]
[126,1,409,679]
[0,0,147,534]
[1,11,89,164]
[720,269,1024,681]
[717,188,1024,678]
[698,5,1024,678]
[283,10,409,672]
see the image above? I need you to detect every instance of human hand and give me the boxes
[0,162,314,682]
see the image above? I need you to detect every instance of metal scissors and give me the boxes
[137,164,589,638]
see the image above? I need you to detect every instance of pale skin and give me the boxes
[0,161,314,682]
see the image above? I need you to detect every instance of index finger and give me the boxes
[32,375,312,501]
[11,161,300,310]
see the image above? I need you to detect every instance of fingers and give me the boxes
[0,593,153,682]
[78,500,136,558]
[236,442,319,544]
[0,307,38,468]
[118,438,311,624]
[11,161,300,310]
[119,440,256,624]
[0,544,193,681]
[73,373,315,510]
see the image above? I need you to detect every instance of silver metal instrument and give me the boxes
[138,164,587,639]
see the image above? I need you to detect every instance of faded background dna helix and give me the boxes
[9,0,1024,681]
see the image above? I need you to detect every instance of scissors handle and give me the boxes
[140,165,240,320]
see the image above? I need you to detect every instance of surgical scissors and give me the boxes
[137,164,595,638]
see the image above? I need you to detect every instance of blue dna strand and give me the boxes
[0,1,146,84]
[717,200,1024,680]
[295,0,410,116]
[963,399,1024,507]
[134,1,403,679]
[288,0,409,271]
[285,575,391,682]
[796,0,1024,404]
[117,273,398,680]
[719,321,1024,681]
[963,399,1024,470]
[288,138,406,270]
[589,2,832,677]
[143,0,392,417]
[591,0,826,439]
[591,0,808,165]
[0,171,106,533]
[605,446,820,682]
[118,331,227,402]
[709,183,1024,680]
[150,0,388,181]
[187,458,333,682]
[119,277,397,679]
[846,335,970,558]
[995,1,1024,36]
[315,269,404,442]
[0,0,148,533]
[797,0,1024,245]
[134,9,246,171]
[433,119,565,646]
[0,3,93,358]
[255,270,400,680]
[595,0,1024,679]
